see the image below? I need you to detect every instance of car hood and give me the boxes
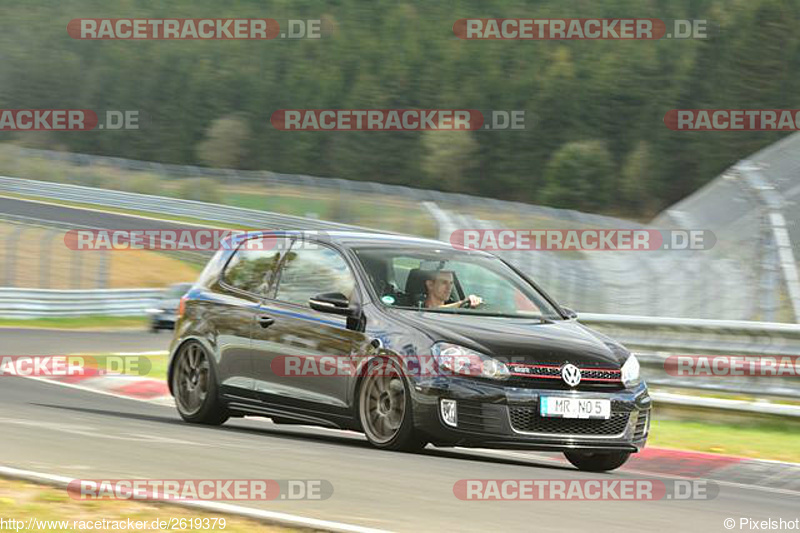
[392,311,629,368]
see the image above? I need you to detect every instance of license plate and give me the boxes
[539,397,611,419]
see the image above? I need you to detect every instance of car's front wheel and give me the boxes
[172,341,228,425]
[358,359,426,452]
[564,450,631,472]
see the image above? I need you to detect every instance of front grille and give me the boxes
[634,410,650,440]
[506,363,623,391]
[509,406,631,436]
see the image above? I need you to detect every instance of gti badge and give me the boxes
[561,364,582,387]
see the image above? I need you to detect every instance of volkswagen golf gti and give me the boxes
[168,231,650,472]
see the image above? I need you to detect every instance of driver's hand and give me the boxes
[466,295,483,308]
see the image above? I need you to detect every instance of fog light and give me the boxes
[440,399,457,427]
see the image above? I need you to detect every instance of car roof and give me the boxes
[326,231,454,248]
[240,229,465,250]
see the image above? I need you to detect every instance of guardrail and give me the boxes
[0,176,379,234]
[14,147,638,229]
[0,211,215,267]
[579,312,800,402]
[578,313,800,356]
[0,288,163,318]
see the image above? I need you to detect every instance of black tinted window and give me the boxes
[223,245,282,295]
[276,246,355,306]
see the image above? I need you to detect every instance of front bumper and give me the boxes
[411,376,651,452]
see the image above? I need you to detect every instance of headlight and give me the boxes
[621,354,641,387]
[430,342,510,380]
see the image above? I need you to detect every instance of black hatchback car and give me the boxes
[168,231,650,472]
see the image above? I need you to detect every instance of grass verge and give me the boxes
[91,353,169,382]
[0,477,295,533]
[648,418,800,463]
[0,316,149,330]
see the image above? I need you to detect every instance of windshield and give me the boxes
[353,247,562,320]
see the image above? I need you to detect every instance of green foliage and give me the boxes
[0,0,797,217]
[620,141,655,213]
[542,141,615,212]
[126,173,164,196]
[178,178,222,203]
[196,115,251,169]
[422,130,479,192]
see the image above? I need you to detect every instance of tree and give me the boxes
[620,141,656,216]
[195,115,251,169]
[421,130,479,192]
[541,141,615,212]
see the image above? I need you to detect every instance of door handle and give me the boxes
[257,315,275,328]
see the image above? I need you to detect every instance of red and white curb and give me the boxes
[26,351,173,406]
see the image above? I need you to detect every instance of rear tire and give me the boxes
[172,341,228,426]
[564,450,631,472]
[357,358,426,452]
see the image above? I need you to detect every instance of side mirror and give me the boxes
[562,307,578,319]
[309,292,357,316]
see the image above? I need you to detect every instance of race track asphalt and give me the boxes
[1,332,798,532]
[1,328,170,355]
[0,196,201,231]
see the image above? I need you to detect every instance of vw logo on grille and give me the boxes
[561,364,582,387]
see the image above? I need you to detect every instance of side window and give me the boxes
[276,245,356,306]
[222,243,282,295]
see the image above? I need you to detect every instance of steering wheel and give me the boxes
[459,297,485,309]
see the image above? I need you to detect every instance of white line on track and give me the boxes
[0,465,392,533]
[21,375,174,406]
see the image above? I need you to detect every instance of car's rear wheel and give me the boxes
[564,450,631,472]
[172,341,228,425]
[358,359,426,452]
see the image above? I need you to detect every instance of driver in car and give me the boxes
[424,270,483,309]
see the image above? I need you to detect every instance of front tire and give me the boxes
[172,341,228,425]
[564,450,631,472]
[357,359,426,452]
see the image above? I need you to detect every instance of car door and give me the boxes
[251,239,371,418]
[213,239,284,399]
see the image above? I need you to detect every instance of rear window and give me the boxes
[223,247,283,295]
